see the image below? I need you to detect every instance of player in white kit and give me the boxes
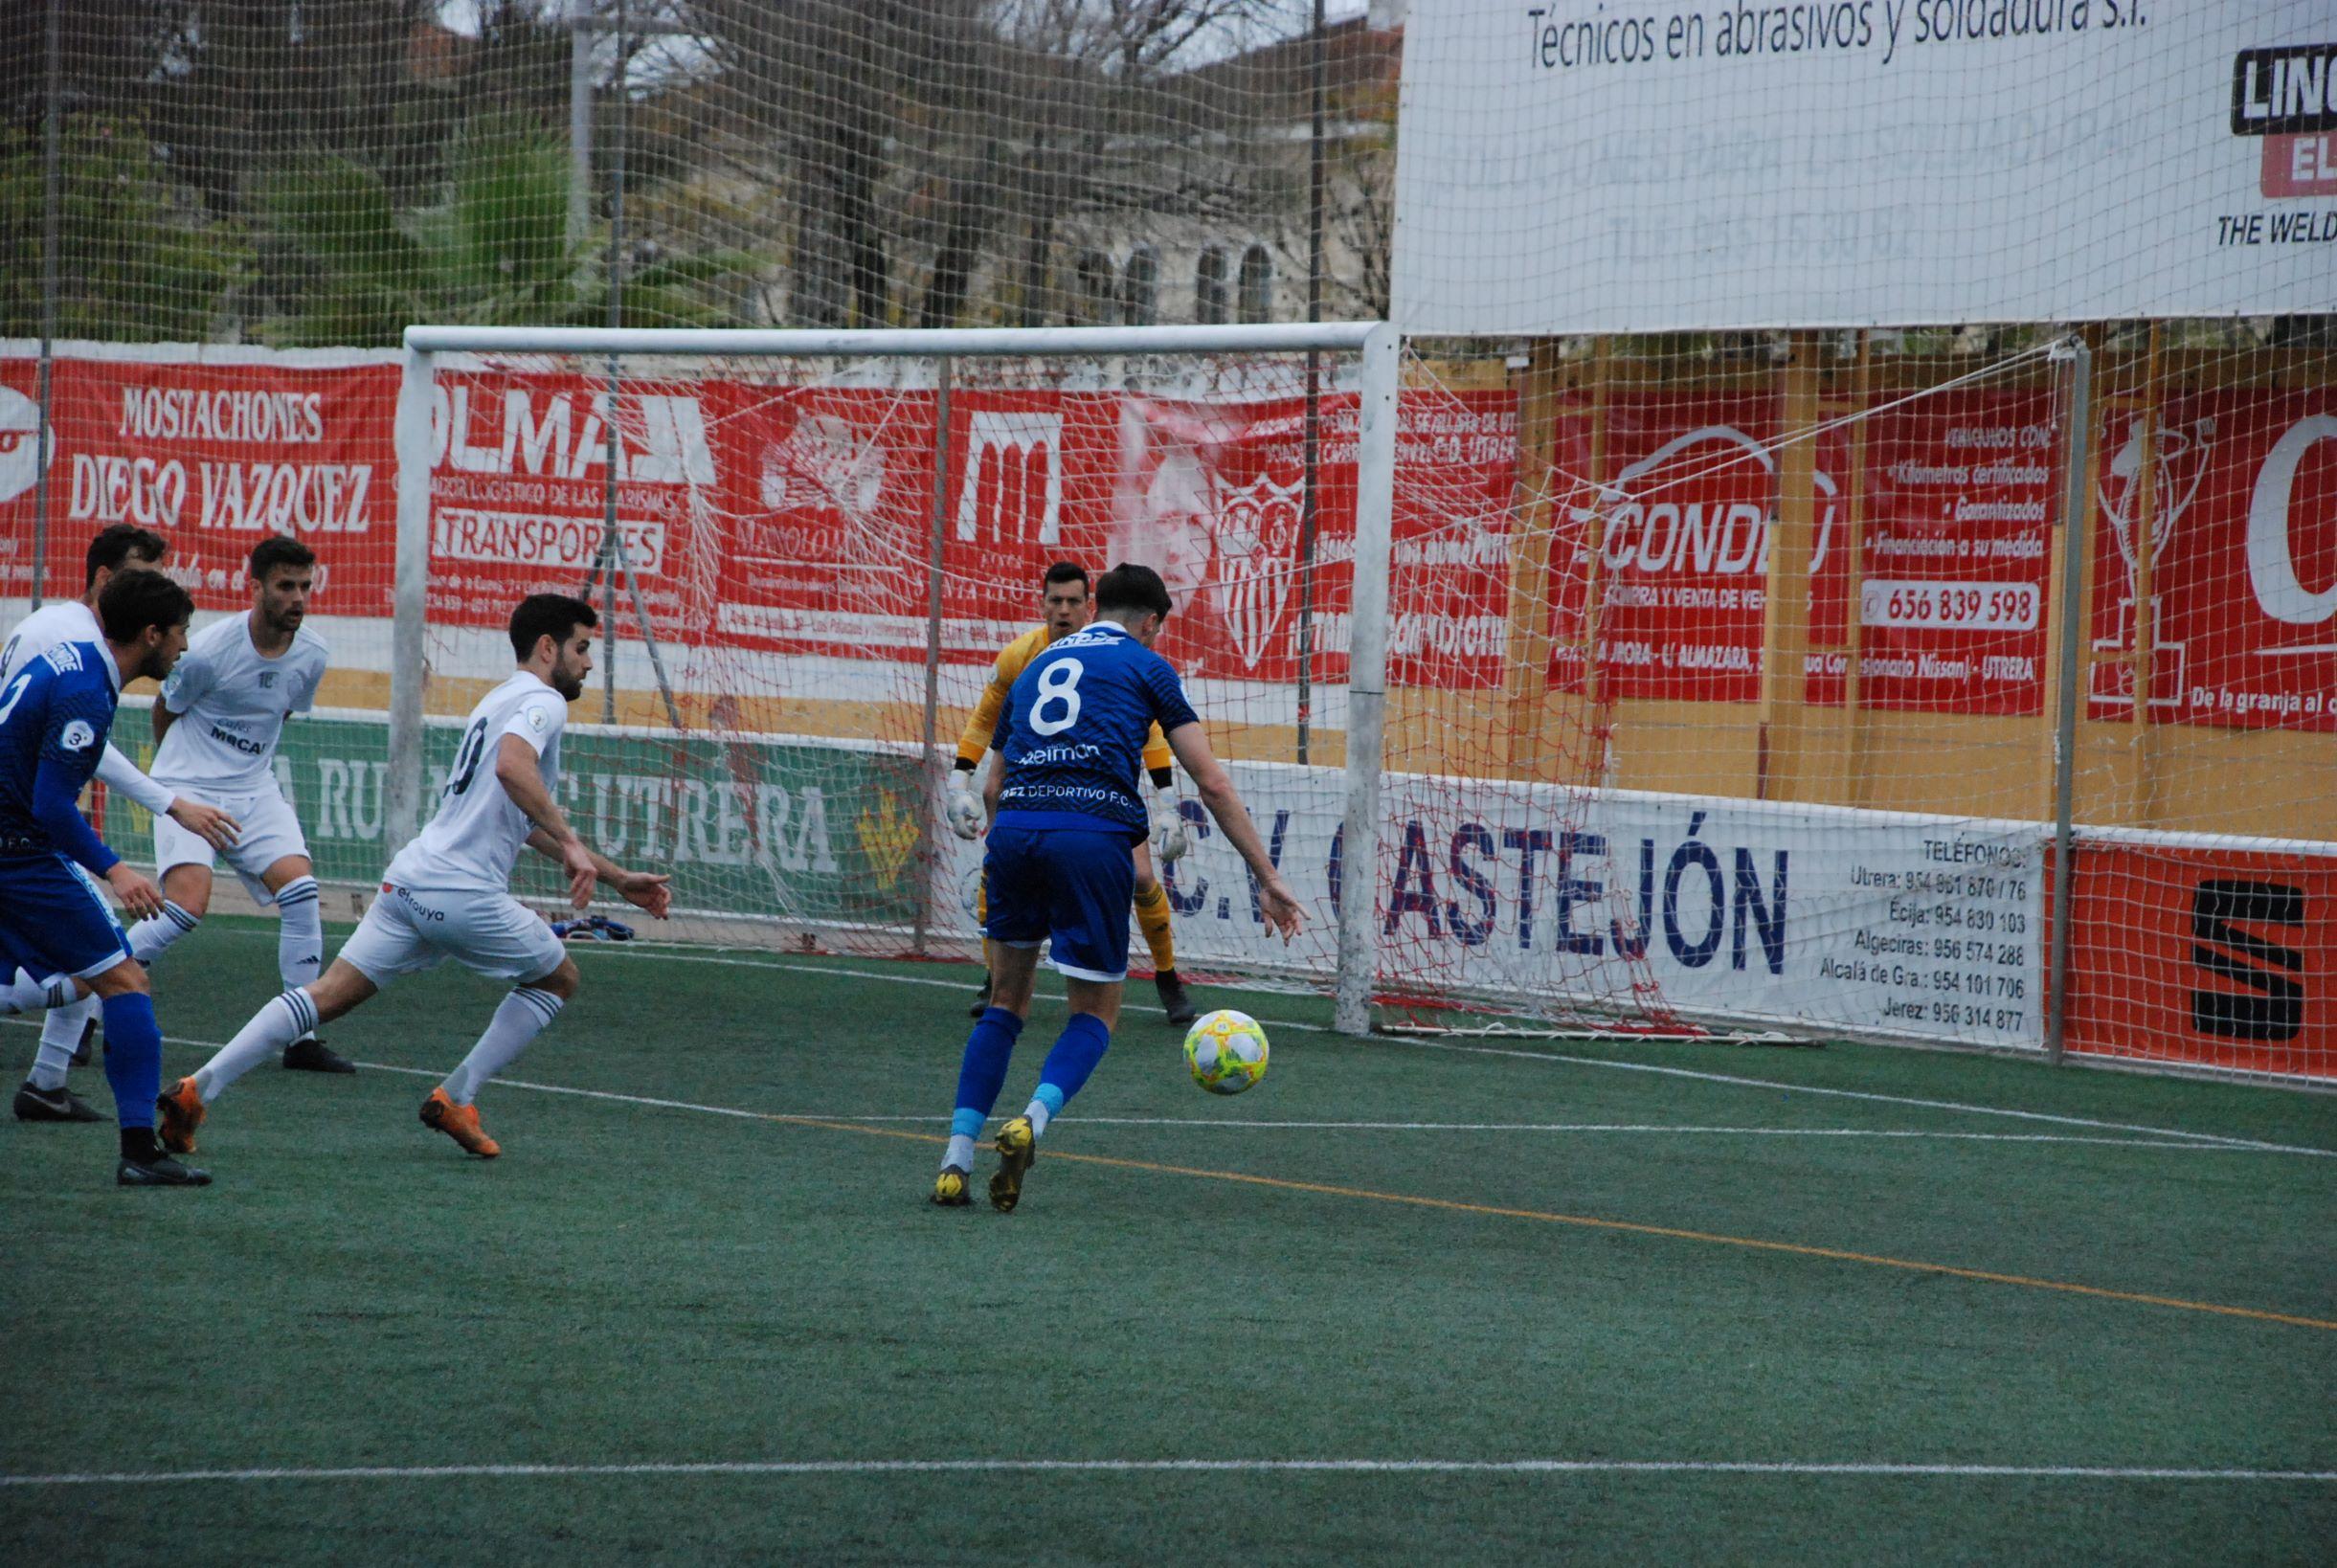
[6,526,240,1124]
[159,593,670,1162]
[141,535,350,1073]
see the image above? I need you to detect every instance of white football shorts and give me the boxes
[151,783,312,906]
[340,884,568,986]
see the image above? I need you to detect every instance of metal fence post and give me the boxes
[33,0,60,609]
[2046,333,2093,1065]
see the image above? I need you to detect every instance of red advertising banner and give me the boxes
[2,347,2324,735]
[1542,388,2055,712]
[1116,391,1515,689]
[2087,388,2337,733]
[2061,837,2337,1080]
[1847,389,2057,716]
[701,386,1517,691]
[0,351,399,614]
[1544,390,1853,705]
[701,383,942,658]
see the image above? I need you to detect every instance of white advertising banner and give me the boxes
[1392,2,2337,332]
[938,766,2047,1048]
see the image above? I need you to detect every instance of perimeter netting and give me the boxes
[1369,335,2075,1043]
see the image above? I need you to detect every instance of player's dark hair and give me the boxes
[83,524,168,589]
[1042,561,1090,594]
[249,535,316,581]
[1094,562,1172,620]
[97,567,193,644]
[508,592,599,661]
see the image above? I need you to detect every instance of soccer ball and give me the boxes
[1183,1009,1269,1095]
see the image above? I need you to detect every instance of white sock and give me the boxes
[272,879,324,1037]
[943,1133,977,1172]
[1022,1098,1052,1138]
[30,995,99,1090]
[195,990,319,1105]
[2,969,72,1017]
[124,900,200,966]
[441,987,563,1106]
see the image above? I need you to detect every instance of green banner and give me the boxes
[113,712,932,929]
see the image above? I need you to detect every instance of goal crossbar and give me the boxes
[399,322,1386,360]
[388,321,1399,1035]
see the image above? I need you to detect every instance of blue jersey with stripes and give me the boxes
[991,620,1199,839]
[0,639,120,861]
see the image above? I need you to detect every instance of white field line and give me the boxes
[720,1119,2281,1151]
[553,947,2337,1159]
[16,1024,2281,1156]
[332,1060,2223,1149]
[3,1016,2262,1154]
[1393,1035,2337,1159]
[1,1459,2330,1488]
[46,938,2337,1159]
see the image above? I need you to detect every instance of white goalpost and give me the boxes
[388,321,1399,1037]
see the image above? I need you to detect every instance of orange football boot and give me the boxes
[155,1076,206,1154]
[419,1088,501,1158]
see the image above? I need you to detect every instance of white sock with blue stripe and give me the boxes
[124,900,200,966]
[194,989,319,1104]
[271,878,325,1038]
[441,986,564,1106]
[2,969,73,1017]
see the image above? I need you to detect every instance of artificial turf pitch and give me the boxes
[3,915,2331,1564]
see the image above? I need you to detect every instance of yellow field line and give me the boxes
[762,1114,2337,1333]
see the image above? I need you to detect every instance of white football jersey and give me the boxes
[384,671,569,893]
[0,600,102,685]
[152,615,328,793]
[0,597,178,817]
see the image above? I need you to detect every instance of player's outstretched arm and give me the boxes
[1163,721,1303,941]
[524,828,672,920]
[955,648,1018,770]
[945,649,1022,840]
[96,741,238,849]
[495,734,598,907]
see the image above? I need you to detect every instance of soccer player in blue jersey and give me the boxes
[933,562,1303,1212]
[0,569,210,1185]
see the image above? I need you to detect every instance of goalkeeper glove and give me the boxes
[1148,785,1190,862]
[945,769,986,840]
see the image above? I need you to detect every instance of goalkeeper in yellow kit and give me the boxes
[947,561,1200,1025]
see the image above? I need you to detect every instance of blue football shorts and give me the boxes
[0,853,135,980]
[982,823,1136,984]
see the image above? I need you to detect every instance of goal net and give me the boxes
[391,324,1460,1027]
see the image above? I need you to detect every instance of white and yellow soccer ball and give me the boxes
[1182,1008,1270,1096]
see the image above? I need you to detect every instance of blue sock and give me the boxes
[952,1007,1025,1137]
[1034,1013,1112,1115]
[100,991,163,1131]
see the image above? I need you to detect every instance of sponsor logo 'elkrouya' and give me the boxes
[2230,45,2337,137]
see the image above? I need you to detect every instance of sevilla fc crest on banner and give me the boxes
[1112,396,1319,682]
[1204,469,1305,672]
